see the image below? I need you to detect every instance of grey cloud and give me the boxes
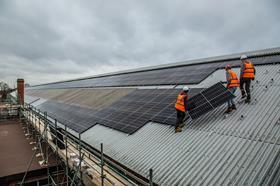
[0,0,279,86]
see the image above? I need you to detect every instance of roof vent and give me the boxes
[252,98,258,105]
[264,85,268,91]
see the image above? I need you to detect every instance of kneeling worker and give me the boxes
[175,86,189,133]
[225,64,239,114]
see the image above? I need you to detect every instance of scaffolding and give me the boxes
[0,90,18,120]
[19,103,154,186]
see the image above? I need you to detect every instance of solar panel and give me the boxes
[36,101,99,133]
[34,89,186,133]
[188,82,234,119]
[150,88,203,125]
[34,85,229,134]
[188,102,213,119]
[91,89,177,134]
[29,65,218,89]
[29,54,280,90]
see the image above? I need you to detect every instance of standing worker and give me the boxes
[224,65,239,114]
[240,55,256,103]
[174,86,189,133]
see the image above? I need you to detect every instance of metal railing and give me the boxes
[20,104,155,186]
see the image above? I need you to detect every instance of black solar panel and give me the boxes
[28,54,280,134]
[31,84,234,134]
[34,88,203,134]
[36,101,99,133]
[148,88,202,125]
[30,65,218,89]
[188,82,234,119]
[93,89,179,134]
[29,54,280,90]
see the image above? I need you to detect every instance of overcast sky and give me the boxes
[0,0,279,86]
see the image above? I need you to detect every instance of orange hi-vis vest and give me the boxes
[242,61,255,79]
[228,70,239,88]
[175,92,187,112]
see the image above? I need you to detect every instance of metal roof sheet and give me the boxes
[81,64,280,185]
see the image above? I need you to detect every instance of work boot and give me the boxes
[175,127,182,133]
[245,94,251,103]
[179,123,185,128]
[247,94,251,100]
[231,104,237,110]
[224,107,232,114]
[241,94,246,99]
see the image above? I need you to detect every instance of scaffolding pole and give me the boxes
[55,119,59,183]
[78,133,82,185]
[21,105,144,186]
[101,143,104,186]
[20,111,49,186]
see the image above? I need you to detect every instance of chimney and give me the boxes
[17,79,24,105]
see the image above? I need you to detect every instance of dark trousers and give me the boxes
[240,78,251,100]
[176,110,185,128]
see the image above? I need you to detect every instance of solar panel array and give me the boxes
[29,55,280,90]
[35,88,202,134]
[37,101,99,133]
[96,89,186,134]
[29,54,280,134]
[188,82,235,119]
[30,65,217,89]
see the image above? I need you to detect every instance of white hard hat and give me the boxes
[225,64,231,70]
[183,86,189,92]
[240,54,248,60]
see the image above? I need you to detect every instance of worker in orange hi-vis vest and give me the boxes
[174,86,189,133]
[240,55,256,103]
[224,64,239,114]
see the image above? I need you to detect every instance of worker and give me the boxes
[174,86,189,133]
[240,55,256,103]
[224,65,239,114]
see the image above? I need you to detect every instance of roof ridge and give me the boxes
[31,47,280,87]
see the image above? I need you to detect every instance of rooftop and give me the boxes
[81,64,280,185]
[30,47,280,88]
[0,119,42,177]
[24,48,280,185]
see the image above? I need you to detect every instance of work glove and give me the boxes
[187,102,196,111]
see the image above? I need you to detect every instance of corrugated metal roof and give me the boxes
[82,64,280,185]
